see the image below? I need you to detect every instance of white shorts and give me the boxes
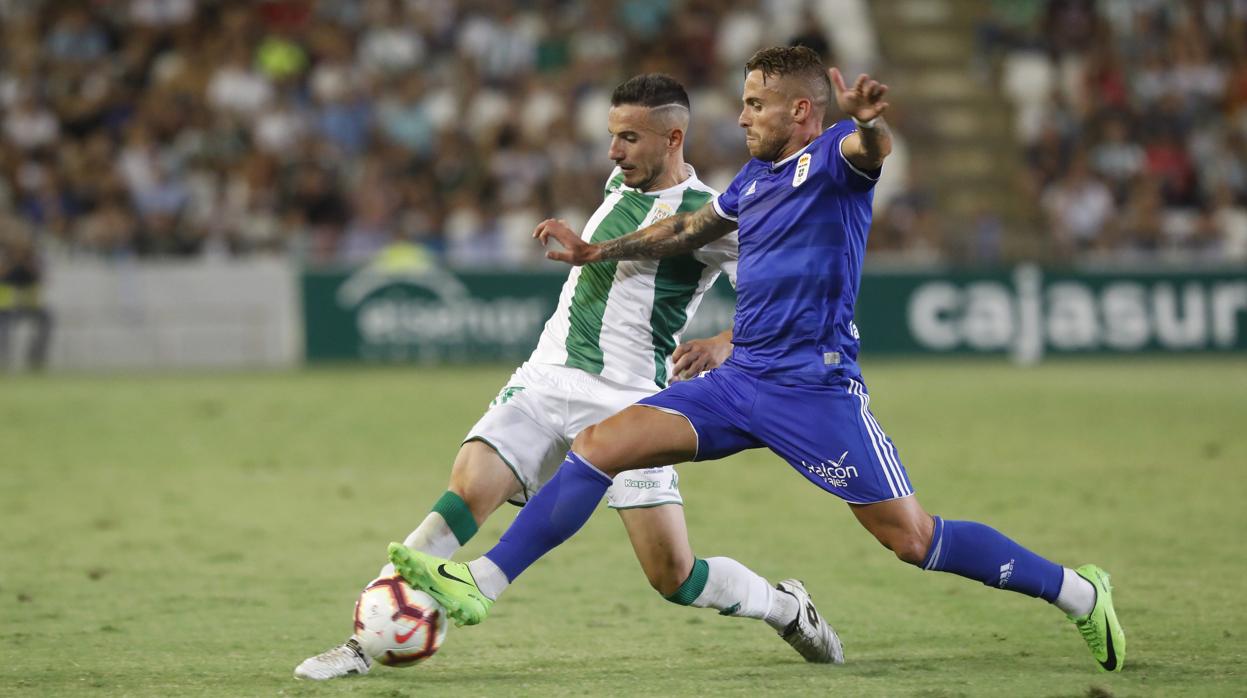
[463,362,682,510]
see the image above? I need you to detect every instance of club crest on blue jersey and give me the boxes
[793,153,812,186]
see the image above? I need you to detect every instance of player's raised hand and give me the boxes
[671,331,732,382]
[533,218,595,265]
[829,67,889,122]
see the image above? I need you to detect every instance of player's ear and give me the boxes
[792,97,812,124]
[667,127,684,150]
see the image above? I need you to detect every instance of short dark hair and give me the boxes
[610,73,690,110]
[744,46,831,104]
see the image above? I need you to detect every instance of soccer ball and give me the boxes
[353,574,448,667]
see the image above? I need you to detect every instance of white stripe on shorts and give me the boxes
[863,394,911,497]
[859,380,911,496]
[849,378,912,497]
[848,379,899,498]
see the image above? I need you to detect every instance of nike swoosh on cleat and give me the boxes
[437,564,473,587]
[1099,612,1118,671]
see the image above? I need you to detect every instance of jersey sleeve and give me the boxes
[692,229,739,288]
[712,163,751,222]
[823,119,882,192]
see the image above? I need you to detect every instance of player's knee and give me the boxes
[571,424,617,471]
[872,527,931,566]
[647,562,688,598]
[892,534,930,566]
[646,554,695,598]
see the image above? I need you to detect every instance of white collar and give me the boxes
[620,163,698,195]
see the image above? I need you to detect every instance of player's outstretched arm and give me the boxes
[534,203,733,266]
[829,67,892,171]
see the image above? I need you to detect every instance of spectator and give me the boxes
[1210,183,1247,261]
[0,226,53,370]
[1042,154,1115,257]
[206,42,275,118]
[3,93,59,151]
[1089,116,1145,198]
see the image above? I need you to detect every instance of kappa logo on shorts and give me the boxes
[623,479,662,489]
[800,450,858,488]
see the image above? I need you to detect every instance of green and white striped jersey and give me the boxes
[529,165,738,390]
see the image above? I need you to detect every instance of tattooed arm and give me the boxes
[533,203,734,265]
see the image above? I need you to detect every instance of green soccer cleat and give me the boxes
[386,543,493,627]
[1068,564,1125,672]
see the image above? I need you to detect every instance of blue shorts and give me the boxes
[637,365,914,504]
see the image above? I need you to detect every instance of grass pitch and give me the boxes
[2,358,1245,697]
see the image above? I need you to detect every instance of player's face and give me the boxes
[607,104,674,191]
[739,69,796,161]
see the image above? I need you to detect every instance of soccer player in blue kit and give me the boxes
[387,46,1125,672]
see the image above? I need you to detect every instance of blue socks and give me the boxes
[484,451,612,581]
[922,516,1064,602]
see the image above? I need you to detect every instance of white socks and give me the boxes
[467,557,510,600]
[1054,567,1097,617]
[377,512,461,578]
[690,557,797,632]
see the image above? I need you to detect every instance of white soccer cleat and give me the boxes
[775,579,845,664]
[294,637,372,680]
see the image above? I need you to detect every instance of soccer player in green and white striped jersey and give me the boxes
[528,146,733,391]
[295,74,840,680]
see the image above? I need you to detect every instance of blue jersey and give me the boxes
[711,119,879,385]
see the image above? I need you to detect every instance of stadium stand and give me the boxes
[988,0,1247,262]
[0,0,891,269]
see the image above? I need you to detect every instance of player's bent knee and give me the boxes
[571,423,629,474]
[646,554,695,597]
[868,526,931,566]
[892,536,930,566]
[646,565,684,597]
[570,424,607,465]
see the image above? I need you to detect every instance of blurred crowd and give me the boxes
[0,0,881,269]
[986,0,1247,262]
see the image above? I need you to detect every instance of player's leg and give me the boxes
[616,502,841,663]
[389,364,573,567]
[752,373,1123,671]
[619,504,696,593]
[298,372,558,677]
[453,404,697,603]
[389,368,760,625]
[299,438,539,679]
[379,441,519,573]
[850,496,1123,670]
[850,494,1067,591]
[615,493,789,621]
[830,375,1122,672]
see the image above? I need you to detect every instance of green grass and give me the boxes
[2,358,1246,697]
